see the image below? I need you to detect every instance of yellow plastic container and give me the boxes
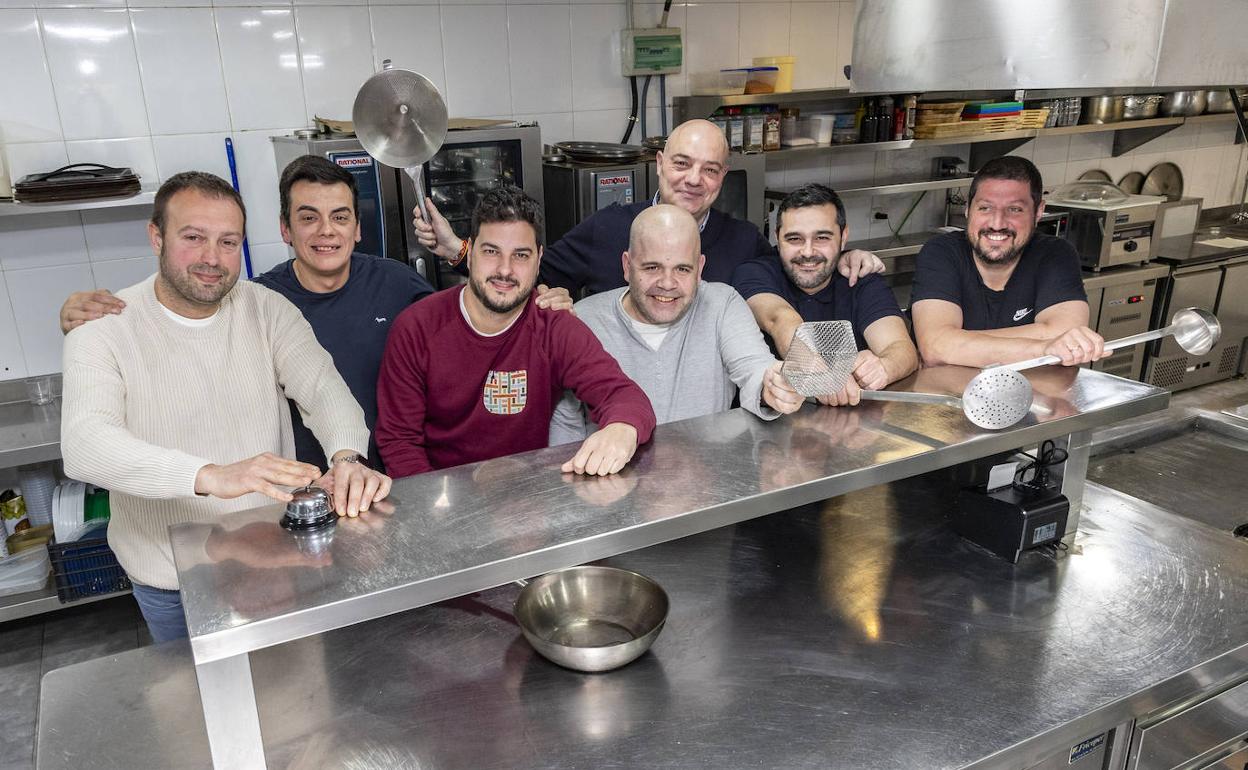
[753,56,796,93]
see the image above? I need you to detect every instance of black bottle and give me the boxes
[860,98,878,143]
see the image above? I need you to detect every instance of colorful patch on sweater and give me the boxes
[483,370,528,415]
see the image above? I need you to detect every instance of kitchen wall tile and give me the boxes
[788,2,837,91]
[248,241,291,275]
[0,0,38,6]
[0,273,28,381]
[764,159,785,189]
[1098,155,1131,185]
[834,1,852,87]
[296,6,375,123]
[228,128,299,246]
[843,199,871,244]
[3,141,69,183]
[1067,132,1110,162]
[131,8,230,135]
[643,104,672,137]
[128,0,210,8]
[37,0,126,7]
[65,137,159,189]
[368,6,446,96]
[1005,141,1034,161]
[441,5,511,118]
[1034,161,1066,194]
[1185,146,1221,205]
[1197,120,1237,149]
[516,111,574,145]
[507,5,573,115]
[569,4,628,112]
[7,263,95,375]
[572,108,630,143]
[737,3,789,66]
[294,0,368,5]
[215,7,306,131]
[1031,134,1069,165]
[40,9,150,140]
[1155,122,1199,153]
[0,10,63,143]
[90,254,157,290]
[436,0,495,5]
[368,0,436,6]
[151,132,233,182]
[784,153,830,188]
[80,207,152,262]
[827,150,875,189]
[685,4,738,78]
[213,0,290,6]
[0,212,87,270]
[1214,144,1243,207]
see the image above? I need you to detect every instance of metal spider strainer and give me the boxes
[781,321,1035,430]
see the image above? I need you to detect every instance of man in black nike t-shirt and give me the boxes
[910,156,1110,369]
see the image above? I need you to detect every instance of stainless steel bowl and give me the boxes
[1081,96,1125,124]
[1161,90,1207,117]
[1122,94,1162,120]
[514,566,668,673]
[1204,89,1245,114]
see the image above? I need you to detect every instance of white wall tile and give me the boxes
[738,3,789,66]
[0,10,63,143]
[214,0,290,6]
[1034,161,1066,194]
[229,128,299,246]
[64,137,159,189]
[38,0,126,7]
[131,8,230,135]
[1185,146,1221,205]
[215,7,306,131]
[507,5,572,114]
[129,0,210,8]
[516,111,574,145]
[788,2,837,91]
[685,4,738,79]
[7,263,95,375]
[1067,132,1110,162]
[0,273,28,380]
[296,6,375,123]
[784,153,830,188]
[827,150,875,189]
[441,5,511,118]
[91,254,157,290]
[835,1,853,87]
[4,141,69,182]
[152,132,233,182]
[80,207,152,261]
[369,0,436,5]
[1032,134,1069,165]
[0,212,87,270]
[248,241,291,276]
[369,6,446,96]
[572,108,630,143]
[1213,144,1243,207]
[1197,120,1237,149]
[570,4,628,112]
[40,9,150,140]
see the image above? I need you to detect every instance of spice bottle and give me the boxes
[762,106,781,151]
[726,107,745,153]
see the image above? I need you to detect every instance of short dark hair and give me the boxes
[279,154,358,225]
[471,185,545,247]
[968,156,1043,211]
[151,172,246,235]
[777,183,847,233]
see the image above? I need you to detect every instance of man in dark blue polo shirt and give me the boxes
[910,156,1107,369]
[412,119,886,296]
[733,183,918,406]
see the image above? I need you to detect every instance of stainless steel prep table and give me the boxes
[37,479,1248,769]
[67,367,1173,766]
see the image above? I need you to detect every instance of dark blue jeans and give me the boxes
[130,581,188,643]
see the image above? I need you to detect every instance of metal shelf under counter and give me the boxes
[0,577,128,624]
[0,191,155,218]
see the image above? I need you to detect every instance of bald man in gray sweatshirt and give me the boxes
[549,205,802,445]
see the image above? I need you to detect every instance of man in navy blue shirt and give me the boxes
[910,156,1107,369]
[412,119,886,296]
[733,184,917,406]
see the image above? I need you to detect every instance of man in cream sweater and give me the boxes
[61,171,391,642]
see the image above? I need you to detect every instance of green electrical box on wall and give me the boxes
[622,28,683,76]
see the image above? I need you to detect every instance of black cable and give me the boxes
[1012,439,1068,491]
[639,75,653,141]
[622,76,639,143]
[660,75,668,136]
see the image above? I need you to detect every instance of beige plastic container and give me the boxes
[753,56,796,93]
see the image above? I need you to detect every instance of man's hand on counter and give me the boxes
[850,349,891,391]
[836,249,886,287]
[561,422,638,476]
[60,289,126,334]
[1042,325,1108,366]
[412,197,463,260]
[195,453,322,502]
[316,451,393,518]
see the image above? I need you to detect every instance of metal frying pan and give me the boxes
[1141,162,1184,201]
[352,60,448,221]
[1117,171,1145,195]
[513,566,668,673]
[999,307,1220,372]
[781,321,1035,430]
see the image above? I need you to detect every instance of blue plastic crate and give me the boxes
[48,522,130,603]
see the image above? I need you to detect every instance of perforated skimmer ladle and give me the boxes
[782,321,1035,430]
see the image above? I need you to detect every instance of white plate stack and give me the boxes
[18,463,57,528]
[52,481,87,543]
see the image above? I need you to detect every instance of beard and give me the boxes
[469,272,533,315]
[782,252,838,291]
[970,227,1030,267]
[158,249,237,307]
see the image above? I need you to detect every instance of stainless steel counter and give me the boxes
[165,366,1166,767]
[38,480,1248,769]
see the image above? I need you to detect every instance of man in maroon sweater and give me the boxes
[376,186,656,478]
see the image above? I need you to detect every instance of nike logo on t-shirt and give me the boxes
[1013,308,1032,322]
[375,317,387,323]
